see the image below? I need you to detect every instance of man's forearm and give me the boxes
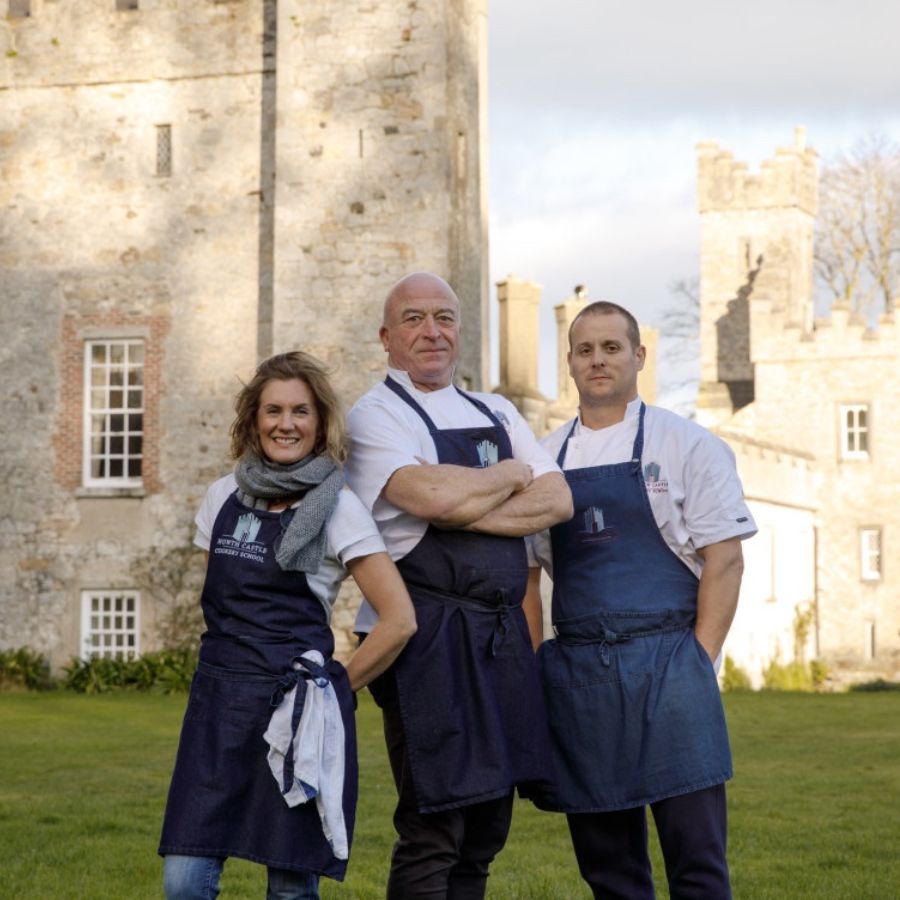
[465,472,573,537]
[694,538,744,661]
[383,458,532,527]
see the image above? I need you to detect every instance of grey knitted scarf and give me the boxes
[234,451,344,574]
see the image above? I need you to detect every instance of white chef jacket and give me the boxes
[195,474,386,619]
[346,368,562,630]
[528,397,757,580]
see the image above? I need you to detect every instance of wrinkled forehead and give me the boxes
[384,274,460,323]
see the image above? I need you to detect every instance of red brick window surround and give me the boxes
[84,339,144,486]
[55,316,166,495]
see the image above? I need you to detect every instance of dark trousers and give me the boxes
[566,784,731,900]
[382,703,514,900]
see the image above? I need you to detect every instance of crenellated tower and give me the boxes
[695,126,818,426]
[693,130,900,686]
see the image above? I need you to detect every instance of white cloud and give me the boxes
[486,1,900,402]
[489,0,900,118]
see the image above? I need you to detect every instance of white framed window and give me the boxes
[840,404,869,459]
[860,528,882,582]
[83,339,144,487]
[80,590,140,660]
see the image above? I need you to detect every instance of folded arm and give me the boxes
[342,552,417,692]
[382,458,534,528]
[464,471,573,537]
[694,537,744,662]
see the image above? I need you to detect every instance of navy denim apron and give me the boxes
[377,377,554,813]
[533,404,732,813]
[158,492,357,880]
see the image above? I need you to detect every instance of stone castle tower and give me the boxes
[0,0,488,666]
[695,131,899,684]
[494,131,898,687]
[696,127,817,424]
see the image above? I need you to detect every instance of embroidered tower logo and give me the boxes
[232,512,262,543]
[643,460,668,494]
[475,439,499,468]
[579,505,618,544]
[643,462,661,482]
[584,506,605,533]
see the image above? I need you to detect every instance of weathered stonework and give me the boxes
[696,129,817,411]
[1,0,487,667]
[696,132,900,687]
[494,132,898,689]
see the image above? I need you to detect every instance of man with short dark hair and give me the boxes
[525,300,756,899]
[346,272,573,900]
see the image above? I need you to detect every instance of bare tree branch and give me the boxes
[658,277,700,414]
[815,134,900,315]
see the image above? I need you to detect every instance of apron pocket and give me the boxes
[539,640,623,687]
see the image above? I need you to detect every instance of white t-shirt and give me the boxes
[346,368,562,630]
[194,474,386,620]
[529,397,757,580]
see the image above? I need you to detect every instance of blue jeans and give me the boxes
[163,855,320,900]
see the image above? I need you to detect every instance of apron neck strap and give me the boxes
[556,417,579,467]
[557,402,646,468]
[383,376,505,433]
[631,402,646,463]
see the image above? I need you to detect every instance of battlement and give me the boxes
[750,297,899,362]
[697,127,818,216]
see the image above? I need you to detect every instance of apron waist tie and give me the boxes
[406,582,521,658]
[491,606,513,657]
[553,622,690,667]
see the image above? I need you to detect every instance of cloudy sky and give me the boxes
[486,0,900,404]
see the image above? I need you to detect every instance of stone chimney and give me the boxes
[494,275,547,433]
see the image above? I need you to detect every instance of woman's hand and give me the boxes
[343,552,416,692]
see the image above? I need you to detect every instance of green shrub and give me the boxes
[0,647,55,691]
[153,648,198,694]
[809,658,829,691]
[762,659,815,691]
[63,648,197,694]
[849,678,900,693]
[721,655,753,692]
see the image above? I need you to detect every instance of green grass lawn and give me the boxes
[0,690,897,899]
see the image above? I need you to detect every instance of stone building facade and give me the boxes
[0,0,488,667]
[695,130,899,686]
[495,131,898,687]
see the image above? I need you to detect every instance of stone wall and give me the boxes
[696,128,817,423]
[721,434,818,686]
[745,317,900,678]
[696,133,900,684]
[0,0,487,666]
[270,0,488,401]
